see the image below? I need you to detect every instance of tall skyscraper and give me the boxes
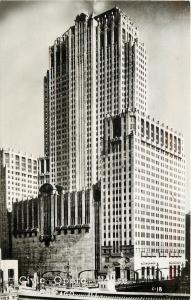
[43,7,185,279]
[44,7,147,192]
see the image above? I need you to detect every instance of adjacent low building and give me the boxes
[0,249,18,291]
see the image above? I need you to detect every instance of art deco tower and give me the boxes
[43,7,185,279]
[44,7,147,192]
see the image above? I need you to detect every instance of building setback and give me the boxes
[38,157,50,186]
[0,148,38,258]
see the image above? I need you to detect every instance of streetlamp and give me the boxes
[64,262,71,288]
[37,270,41,291]
[24,255,30,277]
[156,263,159,281]
[35,264,42,291]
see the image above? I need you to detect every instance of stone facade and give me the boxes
[12,226,95,279]
[11,183,101,279]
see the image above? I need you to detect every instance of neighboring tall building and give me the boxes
[101,110,185,279]
[0,148,38,258]
[44,6,147,191]
[0,148,38,211]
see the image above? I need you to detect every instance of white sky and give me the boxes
[0,0,190,210]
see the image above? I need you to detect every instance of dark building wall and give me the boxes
[93,182,101,275]
[12,226,95,279]
[0,163,10,259]
[185,212,190,266]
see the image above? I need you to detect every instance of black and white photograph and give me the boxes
[0,1,190,299]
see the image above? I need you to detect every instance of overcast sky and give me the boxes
[0,0,190,209]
